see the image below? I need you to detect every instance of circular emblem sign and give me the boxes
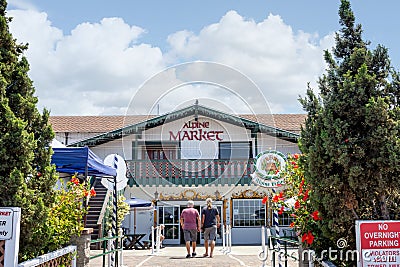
[251,150,287,187]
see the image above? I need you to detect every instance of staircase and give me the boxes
[85,179,109,245]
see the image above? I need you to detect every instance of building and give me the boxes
[50,103,306,245]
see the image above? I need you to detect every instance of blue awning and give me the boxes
[51,147,117,176]
[125,198,152,208]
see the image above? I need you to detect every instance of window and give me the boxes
[278,211,294,227]
[219,142,252,160]
[232,199,266,227]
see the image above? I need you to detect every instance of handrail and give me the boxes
[97,190,111,225]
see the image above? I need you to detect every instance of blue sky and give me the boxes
[6,0,400,116]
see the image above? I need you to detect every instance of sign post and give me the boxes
[0,207,21,267]
[251,150,287,267]
[356,220,400,267]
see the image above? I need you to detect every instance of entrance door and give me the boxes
[199,204,223,245]
[157,205,181,245]
[180,205,201,244]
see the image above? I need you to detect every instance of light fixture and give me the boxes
[214,190,220,200]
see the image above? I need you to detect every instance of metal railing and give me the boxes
[259,226,301,267]
[18,245,77,267]
[221,224,232,254]
[90,230,124,267]
[126,159,254,186]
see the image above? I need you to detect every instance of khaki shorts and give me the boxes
[183,229,198,242]
[203,226,217,241]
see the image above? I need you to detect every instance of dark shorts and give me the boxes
[183,229,198,242]
[203,226,217,241]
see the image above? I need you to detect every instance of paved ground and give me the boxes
[90,245,299,267]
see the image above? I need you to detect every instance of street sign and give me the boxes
[356,220,400,267]
[0,208,13,240]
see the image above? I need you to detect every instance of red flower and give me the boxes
[279,191,284,199]
[71,177,79,185]
[275,169,279,174]
[84,190,89,197]
[90,188,96,197]
[302,190,309,201]
[294,200,300,209]
[301,231,315,245]
[37,172,42,177]
[293,164,298,169]
[272,195,280,203]
[311,210,321,221]
[278,206,285,215]
[262,196,268,205]
[293,154,299,160]
[298,187,303,195]
[289,222,295,228]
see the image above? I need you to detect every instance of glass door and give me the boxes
[199,204,223,245]
[157,205,181,245]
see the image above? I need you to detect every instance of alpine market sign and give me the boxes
[251,150,287,188]
[169,120,224,141]
[356,220,400,267]
[0,208,13,240]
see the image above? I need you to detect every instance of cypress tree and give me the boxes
[0,0,58,260]
[300,0,400,256]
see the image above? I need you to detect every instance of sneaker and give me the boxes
[186,254,191,258]
[192,252,197,257]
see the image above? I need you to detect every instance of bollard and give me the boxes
[228,225,232,253]
[107,231,112,267]
[221,225,226,252]
[151,226,155,255]
[118,228,123,267]
[156,226,161,252]
[260,226,267,267]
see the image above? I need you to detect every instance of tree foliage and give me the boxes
[0,0,59,260]
[299,0,400,260]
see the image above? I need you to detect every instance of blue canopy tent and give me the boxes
[51,147,116,177]
[124,198,153,235]
[51,147,118,229]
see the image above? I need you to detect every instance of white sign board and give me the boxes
[0,207,21,267]
[0,208,13,240]
[356,220,400,267]
[251,150,286,188]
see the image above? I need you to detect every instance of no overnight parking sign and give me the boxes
[356,220,400,267]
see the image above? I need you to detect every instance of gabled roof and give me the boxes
[52,104,306,147]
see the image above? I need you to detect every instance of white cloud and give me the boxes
[8,8,334,116]
[166,11,335,113]
[8,9,165,115]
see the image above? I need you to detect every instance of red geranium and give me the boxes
[302,231,314,245]
[311,210,321,221]
[302,189,309,201]
[71,176,79,185]
[278,206,285,215]
[90,188,96,197]
[262,196,268,204]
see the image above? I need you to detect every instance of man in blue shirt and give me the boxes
[201,198,220,258]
